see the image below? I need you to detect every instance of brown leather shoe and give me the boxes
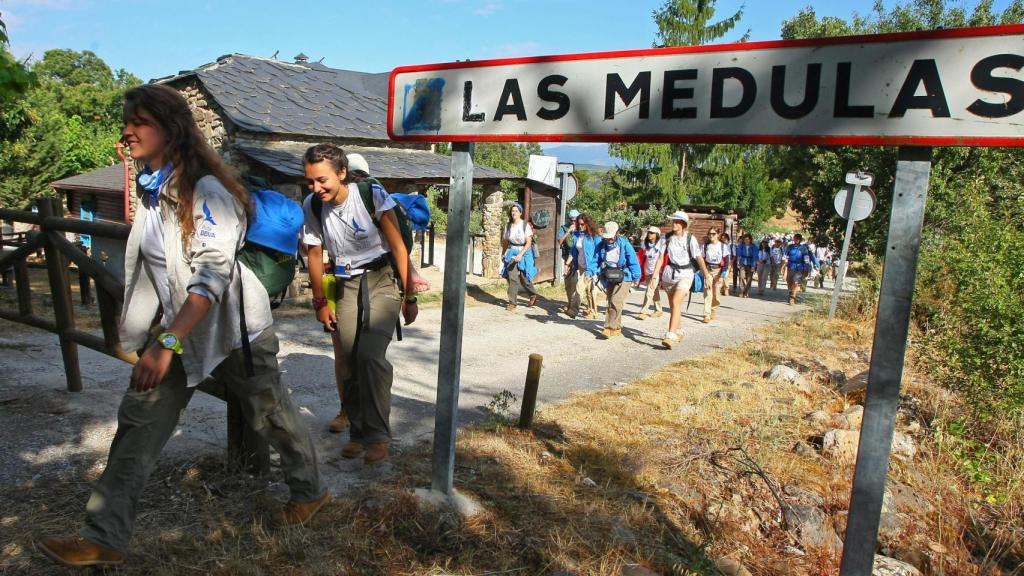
[270,490,331,528]
[364,442,389,464]
[599,328,613,339]
[341,441,364,459]
[328,411,349,433]
[38,535,124,567]
[505,303,516,311]
[528,295,538,306]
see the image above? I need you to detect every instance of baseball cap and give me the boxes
[568,209,581,219]
[669,210,689,223]
[347,153,370,175]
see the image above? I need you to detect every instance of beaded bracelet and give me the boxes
[312,296,329,311]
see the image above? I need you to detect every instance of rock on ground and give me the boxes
[823,429,860,463]
[873,554,924,576]
[785,504,843,553]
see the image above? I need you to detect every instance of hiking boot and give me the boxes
[38,535,124,567]
[505,304,516,311]
[270,490,331,528]
[662,331,680,349]
[703,316,712,324]
[364,442,390,464]
[637,313,648,320]
[652,309,663,318]
[328,411,349,433]
[788,296,796,305]
[599,328,613,339]
[610,328,623,338]
[341,441,365,459]
[528,295,538,306]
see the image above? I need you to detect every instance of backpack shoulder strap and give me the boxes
[356,181,379,227]
[306,192,325,231]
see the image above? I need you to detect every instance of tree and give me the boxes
[0,14,35,100]
[777,0,1024,424]
[0,49,140,209]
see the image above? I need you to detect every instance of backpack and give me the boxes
[309,177,416,253]
[237,189,304,309]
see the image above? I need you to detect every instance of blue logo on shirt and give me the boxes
[202,201,216,226]
[351,218,366,234]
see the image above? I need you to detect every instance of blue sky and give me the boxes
[3,0,1015,164]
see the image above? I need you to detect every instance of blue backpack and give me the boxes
[391,192,431,232]
[238,189,304,308]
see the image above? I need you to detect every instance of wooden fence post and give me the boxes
[38,197,82,392]
[518,354,544,429]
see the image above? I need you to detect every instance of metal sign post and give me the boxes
[840,147,932,576]
[828,172,875,319]
[553,162,574,288]
[430,142,475,495]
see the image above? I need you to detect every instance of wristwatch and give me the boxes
[157,332,183,355]
[404,295,418,304]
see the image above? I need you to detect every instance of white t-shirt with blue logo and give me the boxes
[302,182,397,275]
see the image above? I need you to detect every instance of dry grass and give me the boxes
[1,311,1016,575]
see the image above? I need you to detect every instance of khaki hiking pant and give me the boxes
[80,328,323,553]
[604,282,628,330]
[739,265,755,296]
[507,264,538,306]
[704,274,726,320]
[336,267,402,445]
[639,273,662,315]
[757,261,770,293]
[770,262,782,289]
[565,269,596,317]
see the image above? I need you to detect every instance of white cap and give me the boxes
[602,221,619,239]
[347,153,370,175]
[669,210,689,223]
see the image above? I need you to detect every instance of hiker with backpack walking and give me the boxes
[785,233,813,305]
[558,208,581,315]
[756,239,772,295]
[702,228,730,323]
[596,221,641,339]
[309,152,429,435]
[660,211,711,349]
[636,225,665,320]
[770,238,785,289]
[500,202,539,311]
[39,84,327,569]
[735,233,758,298]
[564,212,600,319]
[302,143,417,465]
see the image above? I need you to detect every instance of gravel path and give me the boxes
[0,279,837,494]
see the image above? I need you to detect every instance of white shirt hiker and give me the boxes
[302,182,396,275]
[703,241,727,266]
[503,220,533,248]
[659,233,701,286]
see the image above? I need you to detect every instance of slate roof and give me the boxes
[51,164,124,193]
[235,142,514,182]
[158,54,391,140]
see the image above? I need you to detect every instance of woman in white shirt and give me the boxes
[39,84,326,568]
[500,203,539,311]
[637,226,665,320]
[660,211,710,349]
[756,239,772,295]
[702,229,729,323]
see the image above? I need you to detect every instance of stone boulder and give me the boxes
[891,432,917,461]
[784,505,843,553]
[768,364,801,383]
[873,554,923,576]
[823,429,860,463]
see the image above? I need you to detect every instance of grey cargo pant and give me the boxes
[337,267,402,445]
[81,328,323,552]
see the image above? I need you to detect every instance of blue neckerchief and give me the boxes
[138,162,173,202]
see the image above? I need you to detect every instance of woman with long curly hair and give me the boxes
[38,84,326,568]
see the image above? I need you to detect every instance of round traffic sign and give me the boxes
[834,186,877,221]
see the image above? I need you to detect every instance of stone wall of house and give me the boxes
[480,185,503,279]
[175,79,229,152]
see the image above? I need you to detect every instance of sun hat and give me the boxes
[647,225,661,235]
[568,209,581,219]
[669,210,689,223]
[246,189,304,255]
[602,221,619,239]
[347,153,370,175]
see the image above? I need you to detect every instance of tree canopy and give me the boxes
[0,49,139,209]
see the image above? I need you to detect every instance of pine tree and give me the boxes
[609,0,748,208]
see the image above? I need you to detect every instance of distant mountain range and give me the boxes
[540,144,620,169]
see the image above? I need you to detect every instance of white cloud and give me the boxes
[2,10,26,30]
[473,1,500,16]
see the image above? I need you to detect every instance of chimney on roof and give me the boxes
[294,53,309,64]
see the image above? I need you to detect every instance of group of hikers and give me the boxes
[500,207,834,349]
[34,83,837,569]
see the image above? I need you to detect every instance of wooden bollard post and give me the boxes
[518,353,543,429]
